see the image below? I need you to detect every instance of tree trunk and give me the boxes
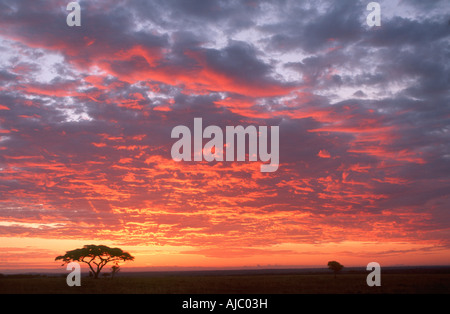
[86,263,99,279]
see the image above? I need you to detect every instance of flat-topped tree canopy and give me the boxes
[55,244,134,278]
[327,261,344,279]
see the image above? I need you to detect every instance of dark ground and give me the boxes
[1,266,449,294]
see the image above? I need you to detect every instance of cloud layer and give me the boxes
[0,0,449,268]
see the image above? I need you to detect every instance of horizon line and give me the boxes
[2,264,450,275]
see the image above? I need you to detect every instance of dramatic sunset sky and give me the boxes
[0,0,449,272]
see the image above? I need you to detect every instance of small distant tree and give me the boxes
[111,264,120,279]
[327,261,344,279]
[55,244,134,279]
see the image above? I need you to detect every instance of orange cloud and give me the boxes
[318,149,331,158]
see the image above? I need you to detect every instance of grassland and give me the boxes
[1,269,449,294]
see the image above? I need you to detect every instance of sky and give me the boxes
[0,0,449,273]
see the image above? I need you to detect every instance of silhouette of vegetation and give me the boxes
[55,244,134,279]
[111,264,120,279]
[327,261,344,278]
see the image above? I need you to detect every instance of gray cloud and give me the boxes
[0,0,449,248]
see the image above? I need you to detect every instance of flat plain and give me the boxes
[1,267,449,294]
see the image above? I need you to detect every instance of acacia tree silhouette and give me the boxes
[55,244,134,279]
[327,261,344,279]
